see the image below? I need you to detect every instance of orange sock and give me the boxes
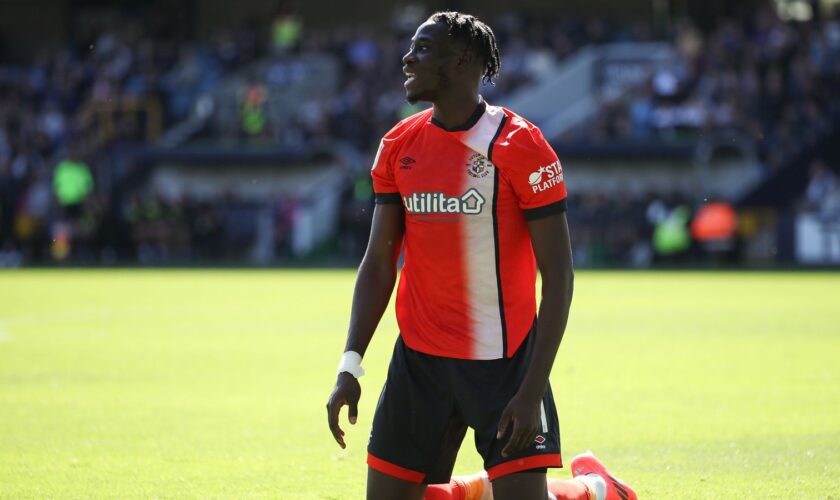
[547,478,593,500]
[425,474,486,500]
[424,479,466,500]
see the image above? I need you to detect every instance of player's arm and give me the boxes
[326,202,405,448]
[498,211,574,456]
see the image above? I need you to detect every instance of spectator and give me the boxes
[53,148,94,219]
[804,159,840,216]
[271,5,303,55]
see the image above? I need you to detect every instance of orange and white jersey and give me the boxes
[371,101,567,360]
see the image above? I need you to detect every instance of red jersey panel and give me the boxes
[371,102,567,360]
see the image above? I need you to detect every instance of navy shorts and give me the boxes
[367,328,562,484]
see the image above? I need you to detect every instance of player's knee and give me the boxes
[367,468,427,500]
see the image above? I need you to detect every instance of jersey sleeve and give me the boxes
[492,117,567,220]
[370,138,401,204]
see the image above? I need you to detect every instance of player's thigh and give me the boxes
[368,337,467,484]
[491,471,548,500]
[367,468,427,500]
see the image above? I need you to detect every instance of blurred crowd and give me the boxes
[0,6,270,265]
[326,13,660,151]
[1,5,839,266]
[565,7,840,173]
[203,9,659,150]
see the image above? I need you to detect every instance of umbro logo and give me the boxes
[400,157,416,170]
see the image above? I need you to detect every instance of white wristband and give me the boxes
[337,351,365,379]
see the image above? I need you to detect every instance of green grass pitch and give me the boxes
[1,270,839,499]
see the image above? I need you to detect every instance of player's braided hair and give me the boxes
[429,11,501,85]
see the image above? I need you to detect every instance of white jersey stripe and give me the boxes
[462,105,506,159]
[463,194,502,358]
[461,105,507,359]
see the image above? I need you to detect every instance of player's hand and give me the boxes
[326,372,362,449]
[496,393,542,457]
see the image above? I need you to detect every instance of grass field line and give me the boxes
[0,330,11,342]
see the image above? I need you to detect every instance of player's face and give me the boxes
[402,20,455,104]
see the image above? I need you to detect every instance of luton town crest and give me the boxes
[467,153,491,178]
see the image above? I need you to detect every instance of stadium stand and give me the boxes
[1,2,838,267]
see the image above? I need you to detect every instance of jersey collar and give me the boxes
[430,99,487,132]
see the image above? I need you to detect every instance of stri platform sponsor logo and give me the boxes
[402,189,486,215]
[528,161,564,193]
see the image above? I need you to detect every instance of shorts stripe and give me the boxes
[486,454,563,481]
[367,453,426,483]
[540,401,548,433]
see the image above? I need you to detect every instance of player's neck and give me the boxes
[431,93,483,131]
